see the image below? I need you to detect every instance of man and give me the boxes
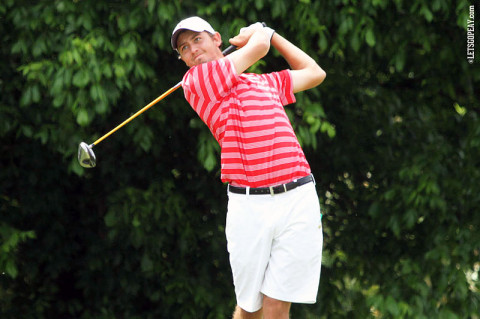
[171,16,326,319]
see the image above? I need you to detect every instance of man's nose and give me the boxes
[190,43,200,53]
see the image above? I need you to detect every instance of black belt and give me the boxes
[228,175,314,195]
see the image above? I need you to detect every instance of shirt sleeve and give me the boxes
[182,57,238,106]
[264,69,296,106]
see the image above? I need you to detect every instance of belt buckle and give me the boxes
[269,186,274,196]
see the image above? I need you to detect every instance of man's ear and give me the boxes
[212,32,222,48]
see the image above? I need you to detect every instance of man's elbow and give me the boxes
[313,65,326,87]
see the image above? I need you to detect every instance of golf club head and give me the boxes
[78,142,96,168]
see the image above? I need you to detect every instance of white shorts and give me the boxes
[226,182,323,312]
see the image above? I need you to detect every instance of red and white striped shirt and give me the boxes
[182,57,311,187]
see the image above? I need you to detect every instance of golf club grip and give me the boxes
[222,45,237,56]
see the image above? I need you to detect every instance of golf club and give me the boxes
[78,44,237,168]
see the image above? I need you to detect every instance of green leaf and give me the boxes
[134,126,153,152]
[89,84,98,100]
[53,92,65,108]
[95,100,108,114]
[421,5,434,22]
[132,216,141,228]
[76,108,89,126]
[11,40,27,54]
[117,15,127,32]
[319,35,328,53]
[5,259,18,278]
[126,41,137,57]
[73,69,90,88]
[439,309,459,319]
[454,102,467,116]
[81,14,92,30]
[104,211,117,227]
[368,202,381,218]
[385,296,400,316]
[35,128,49,144]
[114,64,125,78]
[204,152,216,172]
[102,64,112,78]
[255,0,264,10]
[327,125,336,138]
[20,86,32,106]
[404,209,417,228]
[31,84,40,103]
[395,50,406,71]
[141,253,154,272]
[22,126,33,137]
[351,34,360,52]
[365,28,376,47]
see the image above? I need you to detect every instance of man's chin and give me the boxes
[195,56,208,65]
[189,56,217,67]
[195,53,221,65]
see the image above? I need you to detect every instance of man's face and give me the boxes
[177,30,223,67]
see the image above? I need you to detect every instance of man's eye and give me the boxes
[181,45,188,53]
[194,37,201,42]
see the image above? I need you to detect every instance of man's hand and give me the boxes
[229,22,264,48]
[227,22,271,75]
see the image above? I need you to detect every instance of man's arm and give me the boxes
[271,33,326,93]
[228,23,326,93]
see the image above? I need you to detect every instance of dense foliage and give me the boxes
[1,0,478,318]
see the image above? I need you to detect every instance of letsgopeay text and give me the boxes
[467,5,475,64]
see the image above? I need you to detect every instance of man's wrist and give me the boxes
[263,26,275,41]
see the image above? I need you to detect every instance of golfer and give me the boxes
[171,16,326,319]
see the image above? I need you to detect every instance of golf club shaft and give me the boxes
[92,81,181,146]
[91,45,237,147]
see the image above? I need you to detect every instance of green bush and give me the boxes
[1,0,478,318]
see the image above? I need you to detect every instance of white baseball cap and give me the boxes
[171,16,216,50]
